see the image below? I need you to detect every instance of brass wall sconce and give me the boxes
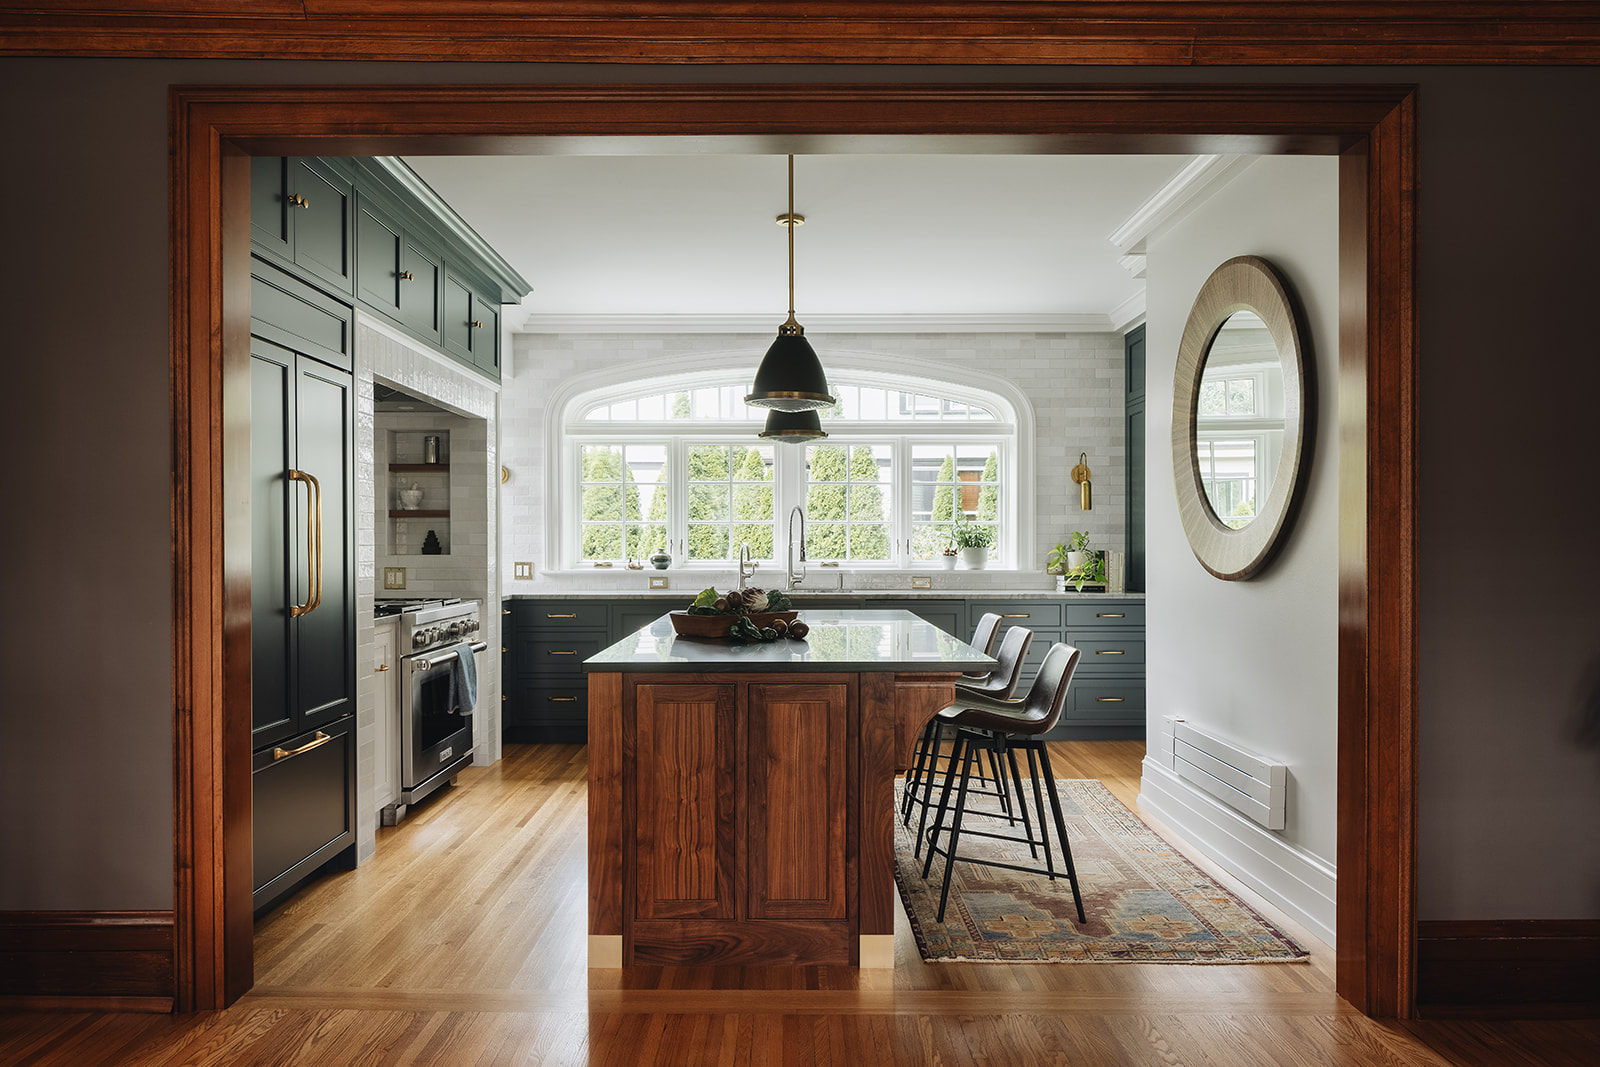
[1071,452,1093,510]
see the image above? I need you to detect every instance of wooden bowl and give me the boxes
[668,610,799,638]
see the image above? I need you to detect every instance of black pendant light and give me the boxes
[745,155,836,412]
[758,407,828,443]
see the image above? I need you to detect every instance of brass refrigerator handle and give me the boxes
[273,731,331,761]
[287,469,323,617]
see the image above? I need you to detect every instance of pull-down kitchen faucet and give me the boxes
[738,541,757,591]
[786,506,807,590]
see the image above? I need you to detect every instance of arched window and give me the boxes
[554,361,1029,570]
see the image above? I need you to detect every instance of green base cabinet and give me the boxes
[501,595,1144,745]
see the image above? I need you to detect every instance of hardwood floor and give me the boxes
[2,741,1594,1065]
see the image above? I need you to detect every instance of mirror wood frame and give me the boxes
[169,82,1418,1017]
[1172,255,1308,580]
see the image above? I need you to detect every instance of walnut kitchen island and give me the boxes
[583,609,996,968]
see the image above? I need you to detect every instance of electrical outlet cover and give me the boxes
[513,561,534,580]
[384,567,407,589]
[911,575,932,589]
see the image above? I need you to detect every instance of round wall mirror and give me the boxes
[1171,256,1309,580]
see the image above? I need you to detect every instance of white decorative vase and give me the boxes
[958,546,988,570]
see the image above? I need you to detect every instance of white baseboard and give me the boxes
[1138,758,1337,945]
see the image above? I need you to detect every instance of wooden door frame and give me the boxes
[171,82,1418,1015]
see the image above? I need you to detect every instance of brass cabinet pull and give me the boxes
[501,646,508,653]
[470,319,484,329]
[502,695,508,702]
[375,664,390,672]
[547,696,579,702]
[287,469,323,617]
[546,613,578,618]
[1096,649,1126,655]
[502,609,511,615]
[1002,613,1030,618]
[547,650,578,655]
[288,193,310,208]
[398,270,414,281]
[1096,613,1126,618]
[273,731,331,761]
[1095,696,1125,702]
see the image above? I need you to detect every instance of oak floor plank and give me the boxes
[5,741,1595,1065]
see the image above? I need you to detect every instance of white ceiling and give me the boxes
[402,153,1194,329]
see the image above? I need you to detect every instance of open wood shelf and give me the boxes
[389,463,450,472]
[388,509,450,518]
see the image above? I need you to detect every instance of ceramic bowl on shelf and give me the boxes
[399,486,424,509]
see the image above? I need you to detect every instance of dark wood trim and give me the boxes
[1417,920,1600,1016]
[5,4,1600,64]
[1336,89,1420,1020]
[0,911,175,1006]
[170,80,1418,1014]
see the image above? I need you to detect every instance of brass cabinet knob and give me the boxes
[399,270,414,281]
[470,320,484,329]
[288,193,310,208]
[375,663,390,672]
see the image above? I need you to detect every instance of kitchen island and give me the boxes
[582,610,996,968]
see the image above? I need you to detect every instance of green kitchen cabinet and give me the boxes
[355,191,444,343]
[250,156,355,297]
[442,270,500,376]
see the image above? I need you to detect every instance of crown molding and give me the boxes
[517,313,1119,335]
[1109,291,1147,334]
[1108,155,1258,255]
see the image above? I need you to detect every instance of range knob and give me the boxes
[447,621,466,637]
[412,630,429,649]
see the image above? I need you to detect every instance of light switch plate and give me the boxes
[648,576,669,589]
[911,575,932,589]
[383,567,407,589]
[513,561,534,580]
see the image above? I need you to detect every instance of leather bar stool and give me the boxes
[900,614,1001,824]
[903,625,1033,833]
[920,642,1086,924]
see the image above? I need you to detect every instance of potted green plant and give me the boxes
[1070,550,1108,592]
[939,545,959,570]
[950,516,994,569]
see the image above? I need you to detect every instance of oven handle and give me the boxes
[411,641,489,672]
[287,468,323,618]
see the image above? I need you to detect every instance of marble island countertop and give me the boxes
[509,588,1144,601]
[583,609,999,673]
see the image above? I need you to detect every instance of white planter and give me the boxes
[939,554,958,570]
[958,546,988,569]
[1066,550,1087,571]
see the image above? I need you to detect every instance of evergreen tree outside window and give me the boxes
[579,444,667,561]
[910,444,1002,561]
[805,444,892,561]
[686,443,775,560]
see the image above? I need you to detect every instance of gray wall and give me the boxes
[1138,157,1340,936]
[2,58,1598,925]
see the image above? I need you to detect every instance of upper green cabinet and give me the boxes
[250,156,355,296]
[356,192,444,342]
[442,270,500,376]
[252,156,530,382]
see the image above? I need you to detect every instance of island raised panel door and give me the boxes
[746,681,853,921]
[633,682,737,921]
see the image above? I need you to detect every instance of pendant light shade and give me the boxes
[746,155,836,412]
[758,406,828,443]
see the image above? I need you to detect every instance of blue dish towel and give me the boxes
[447,645,478,715]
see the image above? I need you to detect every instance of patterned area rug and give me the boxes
[895,778,1309,963]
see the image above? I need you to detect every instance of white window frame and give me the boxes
[546,352,1035,571]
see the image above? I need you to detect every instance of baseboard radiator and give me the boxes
[1164,717,1286,830]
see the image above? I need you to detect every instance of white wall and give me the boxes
[1138,157,1341,940]
[500,329,1126,592]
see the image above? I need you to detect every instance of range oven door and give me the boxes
[401,640,484,803]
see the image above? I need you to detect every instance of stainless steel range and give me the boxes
[391,599,485,808]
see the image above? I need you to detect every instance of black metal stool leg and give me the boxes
[902,719,937,824]
[986,746,1015,824]
[919,730,964,869]
[1035,744,1086,923]
[1023,745,1057,879]
[1004,745,1038,859]
[935,739,979,923]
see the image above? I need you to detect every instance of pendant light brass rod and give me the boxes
[787,154,795,321]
